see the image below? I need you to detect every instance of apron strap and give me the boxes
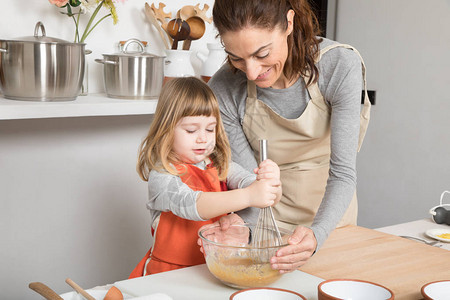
[247,80,257,99]
[307,43,371,151]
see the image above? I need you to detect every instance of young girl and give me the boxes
[129,77,282,278]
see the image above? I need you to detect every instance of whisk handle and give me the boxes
[259,139,268,162]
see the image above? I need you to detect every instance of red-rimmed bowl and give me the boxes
[230,287,306,300]
[318,279,394,300]
[421,280,450,300]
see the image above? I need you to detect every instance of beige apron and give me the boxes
[242,44,371,231]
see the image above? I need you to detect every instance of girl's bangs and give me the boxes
[182,95,218,118]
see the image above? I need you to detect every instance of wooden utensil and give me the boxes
[151,3,173,44]
[29,282,63,300]
[144,2,170,49]
[177,5,196,20]
[182,16,205,50]
[65,278,95,300]
[167,18,190,50]
[194,3,212,24]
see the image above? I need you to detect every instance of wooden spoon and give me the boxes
[167,18,191,50]
[65,278,95,300]
[177,5,196,20]
[144,2,169,49]
[29,282,63,300]
[151,3,173,44]
[182,16,206,50]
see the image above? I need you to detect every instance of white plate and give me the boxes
[425,228,450,243]
[60,289,133,300]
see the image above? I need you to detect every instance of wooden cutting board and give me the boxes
[299,225,450,300]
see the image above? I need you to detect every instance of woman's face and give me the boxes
[221,11,294,89]
[172,115,217,164]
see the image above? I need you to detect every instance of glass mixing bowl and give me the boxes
[198,223,292,289]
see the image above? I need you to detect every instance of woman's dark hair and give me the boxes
[213,0,322,85]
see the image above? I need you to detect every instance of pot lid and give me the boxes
[103,38,164,58]
[9,22,82,44]
[103,52,162,58]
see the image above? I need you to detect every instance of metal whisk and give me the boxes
[251,140,283,260]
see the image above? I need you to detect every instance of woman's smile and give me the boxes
[257,67,272,81]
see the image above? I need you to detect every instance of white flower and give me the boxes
[80,0,98,13]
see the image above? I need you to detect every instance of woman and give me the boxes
[208,0,371,273]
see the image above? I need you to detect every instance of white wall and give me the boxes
[0,0,215,299]
[334,0,450,228]
[0,116,154,298]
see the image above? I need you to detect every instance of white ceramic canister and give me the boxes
[164,49,195,84]
[196,43,227,83]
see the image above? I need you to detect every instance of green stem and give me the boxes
[76,10,82,43]
[80,0,105,43]
[71,14,79,43]
[82,14,111,42]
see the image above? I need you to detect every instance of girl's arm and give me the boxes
[197,159,282,220]
[196,177,280,220]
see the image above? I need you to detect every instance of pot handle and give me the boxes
[34,21,46,38]
[95,58,118,65]
[85,49,93,55]
[123,38,146,54]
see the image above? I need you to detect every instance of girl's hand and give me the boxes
[270,226,317,273]
[246,178,281,208]
[253,159,282,206]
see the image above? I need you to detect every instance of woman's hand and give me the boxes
[270,226,317,273]
[254,159,280,181]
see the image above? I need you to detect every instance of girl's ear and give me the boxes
[286,9,295,35]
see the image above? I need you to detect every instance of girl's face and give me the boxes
[173,115,217,164]
[221,12,294,89]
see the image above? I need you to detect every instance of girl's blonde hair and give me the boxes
[137,77,231,181]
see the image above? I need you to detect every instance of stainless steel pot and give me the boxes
[95,39,164,99]
[0,22,88,101]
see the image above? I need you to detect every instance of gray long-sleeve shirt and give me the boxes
[209,38,363,249]
[146,160,257,230]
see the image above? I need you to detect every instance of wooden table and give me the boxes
[300,225,450,300]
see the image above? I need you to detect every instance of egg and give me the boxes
[103,286,123,300]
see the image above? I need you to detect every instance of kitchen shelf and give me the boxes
[0,93,158,120]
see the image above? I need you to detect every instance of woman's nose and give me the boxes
[244,59,261,81]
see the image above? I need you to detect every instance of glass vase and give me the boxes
[80,59,88,96]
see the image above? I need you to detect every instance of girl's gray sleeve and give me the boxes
[146,170,204,221]
[226,163,259,224]
[227,161,257,189]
